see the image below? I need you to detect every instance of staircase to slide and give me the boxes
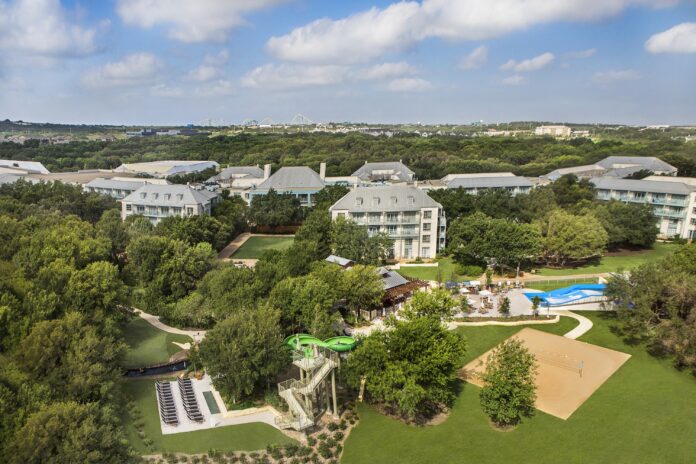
[276,346,339,431]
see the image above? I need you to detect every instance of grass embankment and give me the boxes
[122,317,191,368]
[398,258,478,282]
[342,312,696,464]
[122,380,293,454]
[231,236,295,259]
[536,242,677,276]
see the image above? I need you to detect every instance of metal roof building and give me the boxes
[352,161,415,183]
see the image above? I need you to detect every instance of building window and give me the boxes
[136,205,145,213]
[355,197,363,206]
[421,247,430,257]
[423,210,432,219]
[125,204,132,211]
[387,225,397,236]
[422,235,431,243]
[372,197,380,207]
[386,213,399,223]
[337,212,346,219]
[422,223,431,231]
[186,207,194,215]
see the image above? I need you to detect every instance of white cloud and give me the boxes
[151,84,184,97]
[82,53,162,88]
[116,0,285,43]
[240,63,348,90]
[0,0,99,57]
[357,62,417,80]
[203,49,230,66]
[565,48,597,59]
[592,69,641,84]
[195,80,236,97]
[459,45,488,70]
[502,74,527,85]
[645,22,696,54]
[500,52,554,72]
[185,65,221,82]
[386,77,432,92]
[267,0,673,64]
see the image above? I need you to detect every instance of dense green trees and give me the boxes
[479,338,537,427]
[606,244,696,372]
[198,306,287,403]
[585,201,657,249]
[537,210,608,265]
[345,315,466,419]
[402,289,457,321]
[447,212,542,272]
[331,216,392,264]
[5,401,132,464]
[248,190,303,227]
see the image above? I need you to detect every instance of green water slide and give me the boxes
[284,334,357,352]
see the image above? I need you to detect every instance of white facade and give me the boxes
[534,125,572,137]
[114,160,219,178]
[83,177,168,199]
[591,177,696,239]
[329,186,446,260]
[121,184,219,224]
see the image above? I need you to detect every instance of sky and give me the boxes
[0,0,695,126]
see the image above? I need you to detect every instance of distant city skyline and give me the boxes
[0,0,695,125]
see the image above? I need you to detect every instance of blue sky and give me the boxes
[0,0,694,125]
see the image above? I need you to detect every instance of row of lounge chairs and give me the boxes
[156,381,178,425]
[178,378,204,422]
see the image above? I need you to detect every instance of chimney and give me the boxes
[319,162,326,180]
[263,163,271,180]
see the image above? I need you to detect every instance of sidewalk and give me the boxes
[217,232,251,259]
[133,308,207,343]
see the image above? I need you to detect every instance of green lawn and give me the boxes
[122,318,192,368]
[536,243,678,276]
[342,312,696,464]
[231,236,295,259]
[398,257,479,282]
[525,278,598,292]
[122,380,293,454]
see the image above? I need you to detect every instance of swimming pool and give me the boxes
[524,284,606,307]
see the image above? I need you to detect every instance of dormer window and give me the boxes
[372,197,380,206]
[390,196,397,206]
[356,197,363,207]
[153,193,159,200]
[140,192,146,199]
[408,196,415,205]
[164,193,171,200]
[177,194,184,201]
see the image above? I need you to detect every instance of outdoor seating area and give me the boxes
[156,381,179,426]
[178,378,204,422]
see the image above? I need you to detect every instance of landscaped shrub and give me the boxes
[307,436,317,446]
[283,444,298,457]
[318,441,333,459]
[317,433,327,441]
[333,431,344,441]
[326,437,337,448]
[455,264,484,277]
[327,422,339,431]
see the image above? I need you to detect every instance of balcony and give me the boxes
[653,208,685,219]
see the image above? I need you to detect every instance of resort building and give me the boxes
[590,177,696,239]
[0,159,50,174]
[248,165,326,207]
[534,125,572,137]
[329,185,446,260]
[352,161,415,183]
[120,184,219,224]
[83,177,169,199]
[544,156,677,181]
[114,160,219,178]
[442,173,533,196]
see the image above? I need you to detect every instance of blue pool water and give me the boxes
[524,284,606,307]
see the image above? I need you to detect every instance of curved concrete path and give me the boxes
[549,309,593,340]
[133,308,206,343]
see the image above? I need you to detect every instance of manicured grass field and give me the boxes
[342,312,696,464]
[536,243,678,276]
[398,257,479,282]
[231,236,295,259]
[122,380,293,454]
[122,318,192,368]
[524,278,598,292]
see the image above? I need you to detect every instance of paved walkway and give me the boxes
[134,308,207,343]
[217,232,251,259]
[550,309,594,340]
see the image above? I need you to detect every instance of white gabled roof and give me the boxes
[330,185,441,212]
[256,166,325,191]
[122,184,218,206]
[0,159,50,174]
